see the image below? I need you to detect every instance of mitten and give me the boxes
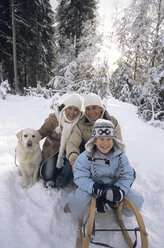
[96,197,116,213]
[92,182,105,196]
[104,186,124,203]
[96,197,105,212]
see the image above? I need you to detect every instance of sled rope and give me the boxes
[92,154,124,185]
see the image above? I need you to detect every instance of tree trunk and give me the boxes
[11,0,19,92]
[151,0,162,67]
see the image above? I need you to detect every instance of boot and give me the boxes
[56,160,73,188]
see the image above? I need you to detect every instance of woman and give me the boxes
[38,93,83,188]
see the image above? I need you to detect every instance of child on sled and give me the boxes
[66,119,144,216]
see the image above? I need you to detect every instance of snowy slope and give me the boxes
[0,94,164,248]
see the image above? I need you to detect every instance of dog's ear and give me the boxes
[16,130,23,141]
[35,131,41,144]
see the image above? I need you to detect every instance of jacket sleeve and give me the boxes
[73,152,94,194]
[109,114,123,142]
[38,114,58,139]
[66,124,83,166]
[115,122,123,142]
[107,113,125,151]
[114,154,135,195]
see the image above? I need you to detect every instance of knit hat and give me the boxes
[62,93,82,112]
[85,119,124,152]
[84,93,103,109]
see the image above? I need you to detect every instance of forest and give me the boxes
[0,0,164,127]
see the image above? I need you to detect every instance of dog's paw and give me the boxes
[32,178,38,185]
[22,182,28,188]
[18,169,22,176]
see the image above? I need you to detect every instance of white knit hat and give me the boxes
[62,93,82,111]
[84,93,103,109]
[85,119,124,152]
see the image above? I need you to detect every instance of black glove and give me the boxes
[103,186,124,203]
[96,197,116,213]
[92,182,105,196]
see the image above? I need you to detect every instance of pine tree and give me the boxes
[91,59,110,98]
[111,0,164,124]
[110,61,134,102]
[0,0,56,92]
[138,66,164,125]
[52,0,98,92]
[15,0,56,89]
[56,0,97,57]
[0,0,13,87]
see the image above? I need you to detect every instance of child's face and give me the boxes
[94,137,114,154]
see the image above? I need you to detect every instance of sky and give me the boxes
[0,93,164,247]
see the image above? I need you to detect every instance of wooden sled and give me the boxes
[77,198,148,248]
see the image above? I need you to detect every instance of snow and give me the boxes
[0,94,164,248]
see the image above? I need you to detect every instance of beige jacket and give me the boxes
[66,110,123,167]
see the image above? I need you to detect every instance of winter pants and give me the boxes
[40,153,73,187]
[68,188,144,217]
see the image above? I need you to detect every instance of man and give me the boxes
[66,93,123,167]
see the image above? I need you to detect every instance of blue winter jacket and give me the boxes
[73,149,135,196]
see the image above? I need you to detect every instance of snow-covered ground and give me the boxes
[0,94,164,248]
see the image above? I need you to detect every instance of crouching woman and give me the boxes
[67,119,144,216]
[38,93,83,188]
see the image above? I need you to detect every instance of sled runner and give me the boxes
[76,198,148,248]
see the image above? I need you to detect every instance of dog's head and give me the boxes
[16,128,41,148]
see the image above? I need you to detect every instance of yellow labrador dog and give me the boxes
[16,128,42,188]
